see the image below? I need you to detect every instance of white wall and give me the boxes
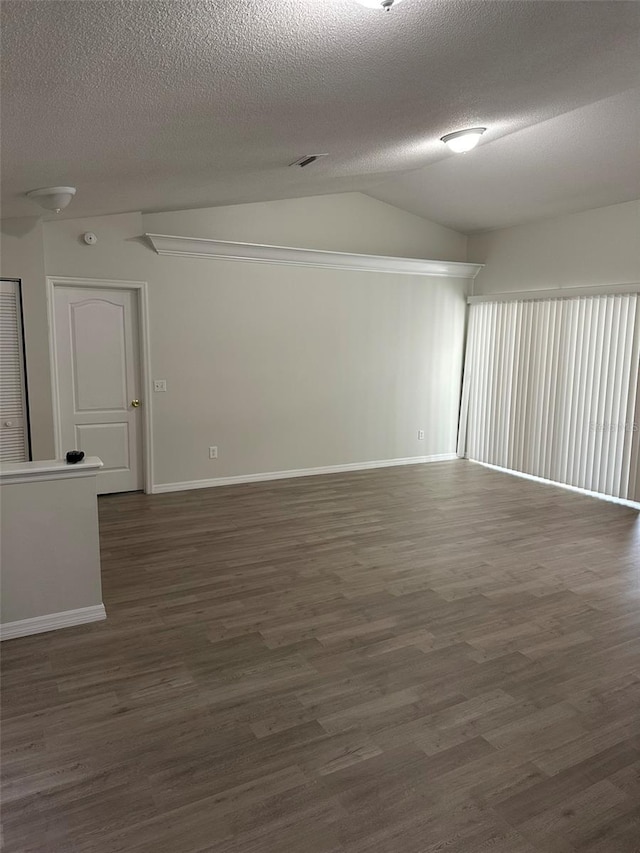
[468,200,640,295]
[0,468,103,627]
[144,192,468,262]
[3,193,469,488]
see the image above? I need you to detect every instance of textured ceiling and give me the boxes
[1,0,639,231]
[367,88,640,233]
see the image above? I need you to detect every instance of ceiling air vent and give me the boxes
[289,154,329,168]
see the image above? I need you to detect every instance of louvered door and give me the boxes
[0,280,30,462]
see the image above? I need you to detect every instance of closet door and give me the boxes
[0,280,30,462]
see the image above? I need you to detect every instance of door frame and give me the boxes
[46,276,154,494]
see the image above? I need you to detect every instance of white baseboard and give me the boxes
[152,453,458,495]
[0,604,107,641]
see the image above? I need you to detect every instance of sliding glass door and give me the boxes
[458,292,640,502]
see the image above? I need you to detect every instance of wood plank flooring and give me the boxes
[2,460,640,852]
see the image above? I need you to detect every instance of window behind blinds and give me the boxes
[458,293,640,502]
[0,280,30,462]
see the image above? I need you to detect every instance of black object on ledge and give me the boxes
[65,450,85,465]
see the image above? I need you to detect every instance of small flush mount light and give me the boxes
[440,127,486,153]
[26,186,76,213]
[355,0,405,10]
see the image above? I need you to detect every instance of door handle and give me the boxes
[131,399,141,408]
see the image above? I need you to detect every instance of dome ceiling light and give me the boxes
[354,0,406,10]
[441,127,487,153]
[26,186,76,213]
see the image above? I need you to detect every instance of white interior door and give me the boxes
[53,286,143,494]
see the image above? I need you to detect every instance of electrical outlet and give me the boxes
[153,379,167,392]
[209,446,218,459]
[417,429,425,440]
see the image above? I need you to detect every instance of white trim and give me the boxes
[145,234,483,280]
[0,604,106,641]
[470,460,640,511]
[46,277,154,494]
[468,282,640,304]
[0,455,103,485]
[152,453,458,494]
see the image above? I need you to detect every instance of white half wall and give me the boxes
[468,200,640,295]
[0,458,104,636]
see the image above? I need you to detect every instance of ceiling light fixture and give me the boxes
[26,186,76,213]
[355,0,405,10]
[440,127,486,153]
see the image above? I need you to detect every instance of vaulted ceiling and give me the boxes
[2,0,638,232]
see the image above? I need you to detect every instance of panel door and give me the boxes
[53,286,143,493]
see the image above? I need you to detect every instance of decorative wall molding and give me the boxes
[0,604,106,641]
[152,453,458,494]
[145,234,483,280]
[468,282,640,304]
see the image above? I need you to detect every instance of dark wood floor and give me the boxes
[2,460,640,853]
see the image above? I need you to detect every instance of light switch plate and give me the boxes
[153,380,167,392]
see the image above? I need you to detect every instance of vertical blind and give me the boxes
[458,293,640,502]
[0,280,29,463]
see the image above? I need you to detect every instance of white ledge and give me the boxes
[145,234,483,280]
[0,457,103,485]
